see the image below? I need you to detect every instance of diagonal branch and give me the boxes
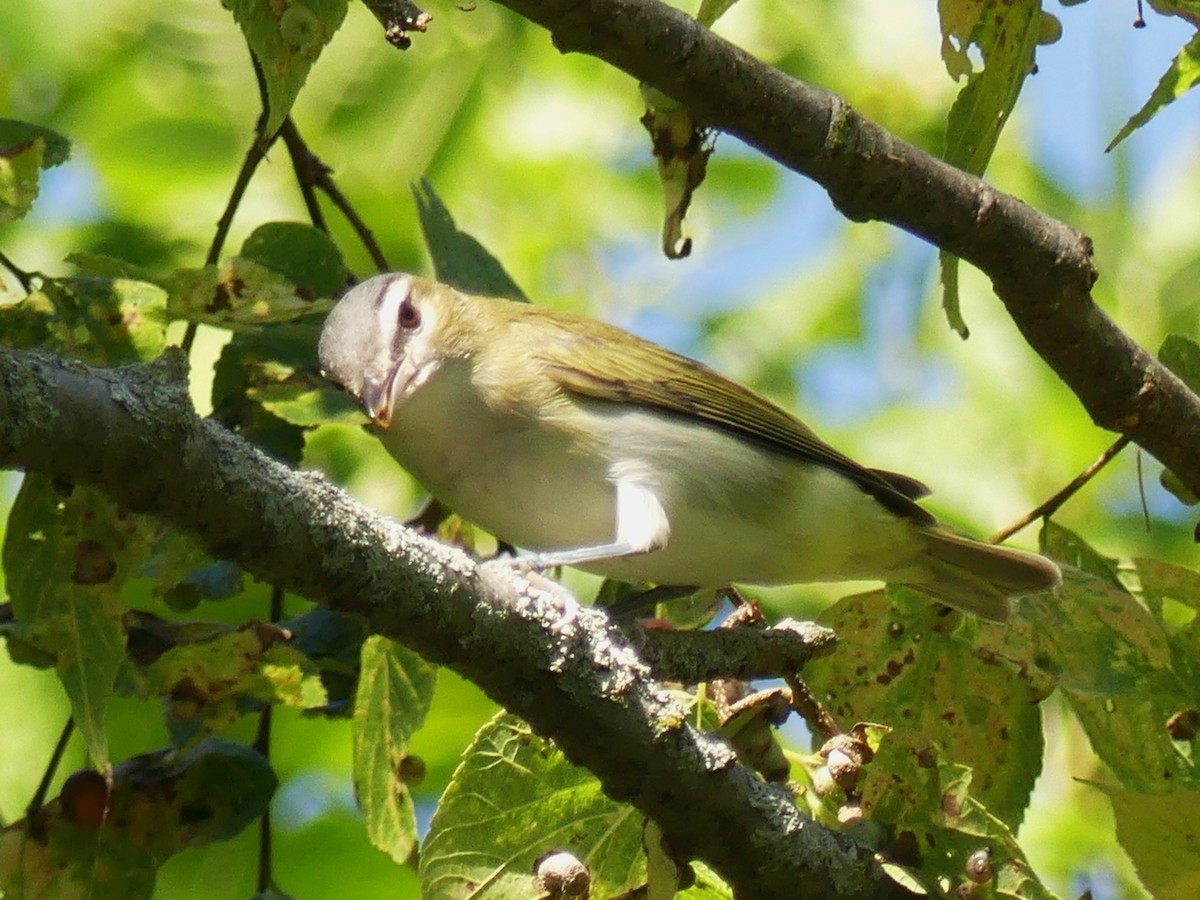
[483,0,1200,495]
[0,345,914,900]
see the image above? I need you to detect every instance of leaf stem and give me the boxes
[276,117,391,274]
[989,435,1131,544]
[254,585,285,894]
[0,249,35,293]
[182,48,276,355]
[25,716,75,831]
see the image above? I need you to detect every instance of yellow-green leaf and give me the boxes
[421,713,645,898]
[1110,33,1200,151]
[353,636,437,863]
[224,0,349,138]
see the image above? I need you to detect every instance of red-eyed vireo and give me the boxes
[317,273,1060,622]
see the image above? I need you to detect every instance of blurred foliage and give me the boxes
[2,0,1200,897]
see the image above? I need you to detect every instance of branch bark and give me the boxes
[484,0,1200,495]
[0,345,914,900]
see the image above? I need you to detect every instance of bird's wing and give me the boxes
[533,319,935,525]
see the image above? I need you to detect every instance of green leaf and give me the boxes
[939,0,1041,336]
[938,249,970,339]
[0,276,168,365]
[859,733,1061,899]
[0,739,276,900]
[0,120,70,223]
[0,118,71,167]
[241,221,346,298]
[677,862,734,898]
[1109,32,1200,151]
[352,636,437,863]
[1040,520,1124,588]
[1156,335,1200,501]
[2,477,137,767]
[143,623,327,738]
[421,713,645,898]
[803,587,1045,830]
[0,136,45,223]
[695,0,739,27]
[1083,781,1200,900]
[211,321,352,461]
[164,257,332,330]
[413,178,528,302]
[224,0,349,138]
[66,251,163,285]
[1012,530,1199,792]
[1159,333,1200,393]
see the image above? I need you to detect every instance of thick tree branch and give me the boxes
[0,346,913,900]
[484,0,1200,496]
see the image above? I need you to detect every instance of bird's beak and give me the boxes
[360,357,406,428]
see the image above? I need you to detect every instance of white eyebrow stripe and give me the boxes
[375,274,412,337]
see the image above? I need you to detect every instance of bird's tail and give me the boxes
[898,529,1061,623]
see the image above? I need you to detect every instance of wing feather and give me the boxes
[531,318,935,525]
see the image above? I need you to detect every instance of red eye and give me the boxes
[398,298,421,330]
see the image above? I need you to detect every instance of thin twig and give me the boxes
[784,674,841,742]
[277,115,389,274]
[254,584,285,894]
[25,717,75,830]
[1136,447,1151,532]
[314,170,391,272]
[182,50,276,354]
[278,117,330,234]
[0,249,35,293]
[989,436,1131,544]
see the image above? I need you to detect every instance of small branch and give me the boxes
[0,249,36,293]
[278,117,330,235]
[360,0,433,50]
[785,675,842,743]
[631,617,837,682]
[990,436,1131,544]
[183,49,276,354]
[253,585,284,894]
[275,118,391,272]
[25,717,75,830]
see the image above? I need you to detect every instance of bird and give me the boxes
[317,272,1060,622]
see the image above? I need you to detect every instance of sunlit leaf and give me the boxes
[224,0,349,138]
[2,477,140,767]
[1011,528,1200,792]
[939,0,1041,337]
[413,178,528,302]
[353,636,437,863]
[0,120,69,223]
[144,622,327,739]
[241,221,346,298]
[164,257,332,329]
[421,713,645,898]
[803,587,1045,829]
[858,732,1060,898]
[0,276,168,365]
[0,118,71,167]
[1110,34,1200,151]
[0,739,276,900]
[1083,781,1200,900]
[0,136,44,223]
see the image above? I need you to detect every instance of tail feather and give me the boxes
[900,530,1061,623]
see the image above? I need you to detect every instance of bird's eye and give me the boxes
[398,297,421,330]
